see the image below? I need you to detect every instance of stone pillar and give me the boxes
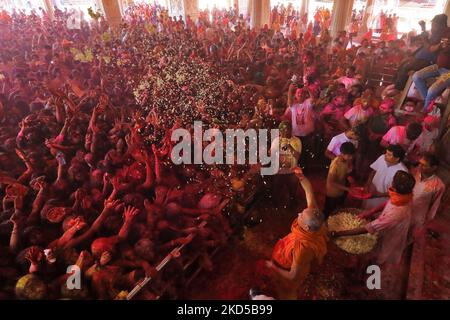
[261,0,270,28]
[249,0,270,29]
[445,0,450,18]
[239,0,249,16]
[183,0,199,21]
[330,0,354,38]
[360,0,374,33]
[43,0,54,19]
[300,0,309,18]
[101,0,122,27]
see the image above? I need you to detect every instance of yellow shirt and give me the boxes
[326,157,349,197]
[270,136,302,174]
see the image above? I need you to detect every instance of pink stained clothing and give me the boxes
[382,126,421,153]
[366,200,412,265]
[337,76,360,90]
[320,104,348,138]
[320,103,346,122]
[344,105,373,127]
[410,128,438,154]
[284,98,315,137]
[411,170,445,229]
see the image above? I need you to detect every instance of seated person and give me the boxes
[412,35,450,112]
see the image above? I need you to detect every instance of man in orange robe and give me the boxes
[265,169,328,299]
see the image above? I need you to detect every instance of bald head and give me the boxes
[298,207,324,232]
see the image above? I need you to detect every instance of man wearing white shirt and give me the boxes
[284,83,315,169]
[284,85,315,138]
[325,127,361,160]
[363,144,408,209]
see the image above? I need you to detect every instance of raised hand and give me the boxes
[73,217,87,231]
[30,176,47,191]
[123,205,139,221]
[104,198,121,211]
[25,246,44,264]
[111,175,121,190]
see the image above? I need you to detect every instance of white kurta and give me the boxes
[363,155,408,209]
[411,171,445,229]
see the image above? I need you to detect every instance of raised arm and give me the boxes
[9,210,24,253]
[117,206,139,241]
[64,199,121,249]
[294,168,318,209]
[287,83,297,107]
[27,177,49,224]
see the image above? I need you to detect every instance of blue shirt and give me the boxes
[415,30,444,62]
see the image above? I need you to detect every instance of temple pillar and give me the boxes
[43,0,54,19]
[330,0,354,38]
[360,0,374,33]
[183,0,199,21]
[445,0,450,17]
[101,0,123,27]
[299,0,309,18]
[249,0,270,29]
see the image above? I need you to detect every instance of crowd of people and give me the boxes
[0,2,448,300]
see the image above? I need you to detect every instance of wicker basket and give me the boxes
[327,208,378,255]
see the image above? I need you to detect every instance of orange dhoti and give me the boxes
[269,220,328,299]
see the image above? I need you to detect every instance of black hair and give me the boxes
[350,124,364,137]
[387,144,406,162]
[406,122,423,140]
[392,171,416,195]
[340,142,356,155]
[421,153,439,167]
[350,84,364,93]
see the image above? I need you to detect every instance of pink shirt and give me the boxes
[382,126,421,153]
[411,171,445,228]
[337,76,360,90]
[366,200,411,265]
[344,105,373,127]
[320,103,345,121]
[410,128,438,153]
